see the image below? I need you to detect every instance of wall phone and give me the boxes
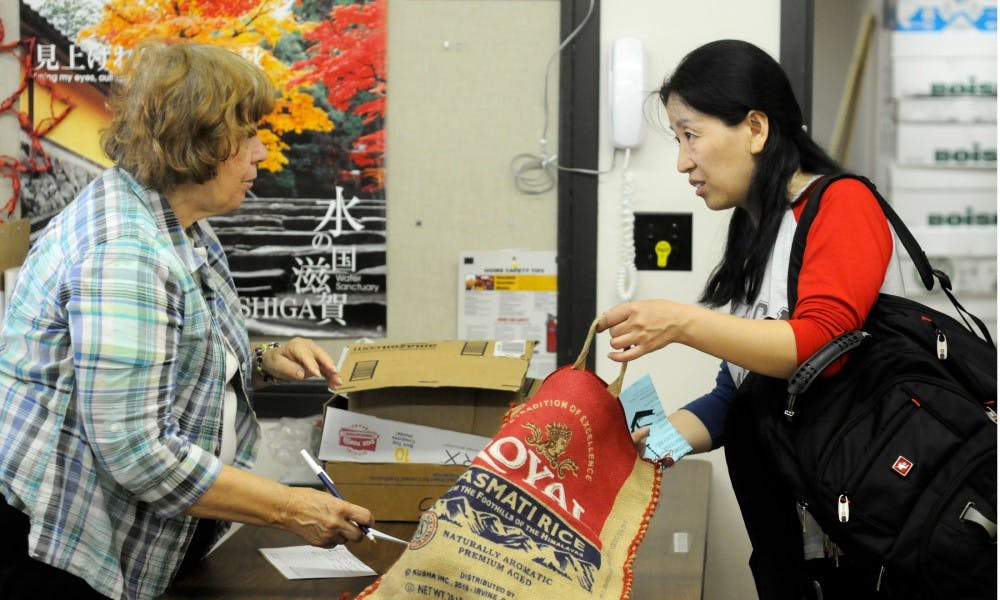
[609,37,645,149]
[609,37,645,300]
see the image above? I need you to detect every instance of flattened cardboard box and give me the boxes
[325,339,536,521]
[337,339,535,436]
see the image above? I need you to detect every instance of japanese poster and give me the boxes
[457,250,558,379]
[17,0,387,338]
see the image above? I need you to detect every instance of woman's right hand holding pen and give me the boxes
[185,464,374,549]
[278,486,375,548]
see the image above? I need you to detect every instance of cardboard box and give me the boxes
[905,225,997,257]
[890,188,996,229]
[892,56,996,99]
[324,338,536,520]
[895,121,997,168]
[901,254,997,296]
[318,406,491,464]
[896,96,997,123]
[337,339,535,437]
[324,461,467,521]
[890,10,996,35]
[889,164,997,190]
[0,219,29,290]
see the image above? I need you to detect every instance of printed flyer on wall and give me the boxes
[457,250,557,379]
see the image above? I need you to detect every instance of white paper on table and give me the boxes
[258,545,377,579]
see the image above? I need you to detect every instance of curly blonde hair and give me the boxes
[101,41,277,191]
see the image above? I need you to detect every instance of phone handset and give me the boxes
[609,37,645,150]
[609,37,644,301]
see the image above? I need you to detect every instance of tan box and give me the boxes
[337,339,535,437]
[323,462,467,522]
[324,338,536,521]
[895,121,996,168]
[0,219,30,290]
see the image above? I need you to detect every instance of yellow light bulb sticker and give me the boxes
[655,240,672,268]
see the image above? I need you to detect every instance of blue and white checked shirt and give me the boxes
[0,168,260,599]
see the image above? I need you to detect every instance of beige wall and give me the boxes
[595,4,780,599]
[383,0,560,342]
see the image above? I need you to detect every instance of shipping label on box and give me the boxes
[318,406,491,465]
[895,121,997,167]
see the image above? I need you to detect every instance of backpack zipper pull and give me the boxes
[838,494,850,522]
[935,329,948,359]
[986,406,998,423]
[798,500,808,533]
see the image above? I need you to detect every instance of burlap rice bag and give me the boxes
[355,319,661,599]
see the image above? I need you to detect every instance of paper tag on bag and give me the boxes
[619,374,691,464]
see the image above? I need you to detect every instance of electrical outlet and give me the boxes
[634,212,692,271]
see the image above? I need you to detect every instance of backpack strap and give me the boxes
[960,501,998,542]
[787,173,994,347]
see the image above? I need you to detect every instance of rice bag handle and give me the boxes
[574,315,629,397]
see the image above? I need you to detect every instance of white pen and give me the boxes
[299,449,377,543]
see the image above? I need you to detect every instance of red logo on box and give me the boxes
[339,427,379,452]
[892,455,914,477]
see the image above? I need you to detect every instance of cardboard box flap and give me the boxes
[0,219,30,287]
[337,339,534,393]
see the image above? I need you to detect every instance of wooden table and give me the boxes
[164,460,712,599]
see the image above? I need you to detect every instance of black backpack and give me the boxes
[747,174,997,599]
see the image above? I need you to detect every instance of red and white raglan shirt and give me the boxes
[683,176,905,440]
[682,176,905,559]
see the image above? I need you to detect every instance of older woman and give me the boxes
[0,41,372,600]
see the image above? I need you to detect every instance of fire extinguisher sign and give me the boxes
[457,250,558,379]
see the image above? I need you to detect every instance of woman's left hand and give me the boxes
[259,337,342,389]
[598,299,688,362]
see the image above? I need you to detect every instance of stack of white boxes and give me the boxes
[885,0,997,336]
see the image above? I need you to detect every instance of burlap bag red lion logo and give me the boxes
[355,320,661,599]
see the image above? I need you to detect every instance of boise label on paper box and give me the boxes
[895,122,997,168]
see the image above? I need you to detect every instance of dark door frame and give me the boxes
[556,0,814,368]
